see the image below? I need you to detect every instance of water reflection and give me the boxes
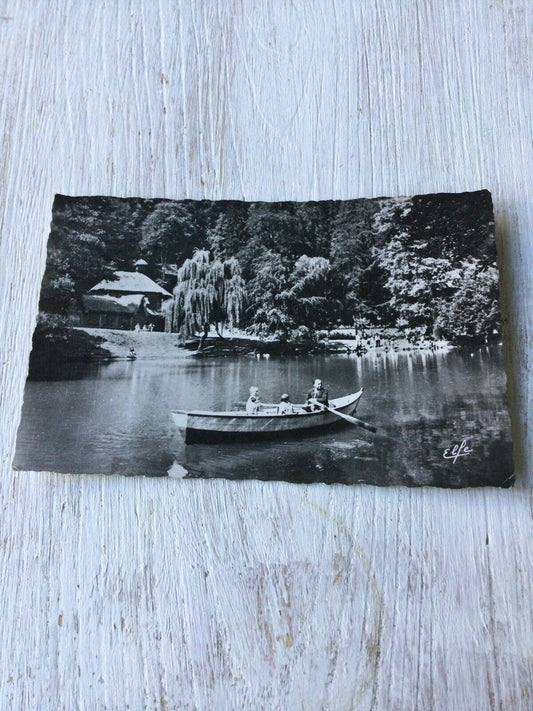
[14,346,513,487]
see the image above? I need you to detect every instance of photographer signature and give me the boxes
[443,440,473,464]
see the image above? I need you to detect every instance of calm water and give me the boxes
[14,347,513,487]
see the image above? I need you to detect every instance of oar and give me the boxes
[320,403,377,433]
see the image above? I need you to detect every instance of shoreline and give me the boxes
[26,324,501,380]
[75,327,455,362]
[75,328,194,360]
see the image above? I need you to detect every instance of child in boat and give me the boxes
[277,393,294,415]
[246,386,261,414]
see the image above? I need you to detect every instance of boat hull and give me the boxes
[171,389,364,443]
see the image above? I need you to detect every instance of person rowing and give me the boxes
[306,378,329,411]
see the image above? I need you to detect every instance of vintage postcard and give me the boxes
[14,191,514,486]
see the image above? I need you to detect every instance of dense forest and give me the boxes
[39,190,501,346]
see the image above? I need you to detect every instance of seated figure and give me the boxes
[306,378,329,411]
[277,393,294,415]
[246,386,261,415]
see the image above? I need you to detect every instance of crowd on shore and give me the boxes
[322,326,451,355]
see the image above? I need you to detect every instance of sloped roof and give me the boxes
[89,271,172,297]
[82,293,146,314]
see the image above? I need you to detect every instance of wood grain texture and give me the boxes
[1,1,532,708]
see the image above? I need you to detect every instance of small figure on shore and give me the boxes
[278,393,294,415]
[306,378,329,411]
[246,386,261,414]
[128,346,136,360]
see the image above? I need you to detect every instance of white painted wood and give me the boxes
[1,1,532,708]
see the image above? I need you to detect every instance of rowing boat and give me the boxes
[171,388,364,443]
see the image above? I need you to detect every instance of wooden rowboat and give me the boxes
[171,388,364,443]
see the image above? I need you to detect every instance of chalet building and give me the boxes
[82,261,172,330]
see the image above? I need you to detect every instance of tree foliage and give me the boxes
[166,250,245,337]
[435,262,500,344]
[281,255,341,335]
[40,191,501,346]
[246,250,292,339]
[139,201,201,269]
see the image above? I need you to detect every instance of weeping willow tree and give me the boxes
[165,250,245,340]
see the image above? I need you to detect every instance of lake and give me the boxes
[14,346,514,487]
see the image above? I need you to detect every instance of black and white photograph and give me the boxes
[14,190,513,486]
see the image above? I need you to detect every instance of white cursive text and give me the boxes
[443,440,473,464]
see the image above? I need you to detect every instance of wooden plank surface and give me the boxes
[0,1,532,708]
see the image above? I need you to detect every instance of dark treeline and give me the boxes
[40,190,501,346]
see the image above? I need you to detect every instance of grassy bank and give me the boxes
[77,328,453,360]
[76,329,326,359]
[77,328,190,359]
